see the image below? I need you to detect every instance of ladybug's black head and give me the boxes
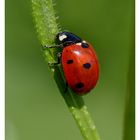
[55,31,82,47]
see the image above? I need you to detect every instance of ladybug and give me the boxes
[45,31,99,95]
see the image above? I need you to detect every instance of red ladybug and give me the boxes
[45,31,99,95]
[55,32,99,95]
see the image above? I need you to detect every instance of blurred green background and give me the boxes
[5,0,134,140]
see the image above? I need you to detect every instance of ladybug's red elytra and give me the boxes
[44,31,99,95]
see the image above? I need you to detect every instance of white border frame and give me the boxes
[136,0,139,139]
[0,0,5,140]
[1,0,137,140]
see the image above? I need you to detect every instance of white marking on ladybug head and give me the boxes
[76,43,82,46]
[82,40,86,43]
[59,34,67,41]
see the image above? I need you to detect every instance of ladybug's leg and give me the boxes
[42,44,63,50]
[42,40,74,50]
[42,44,63,66]
[48,52,62,66]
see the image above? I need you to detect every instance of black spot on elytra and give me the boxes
[83,63,91,69]
[67,60,73,64]
[75,82,84,89]
[82,43,89,48]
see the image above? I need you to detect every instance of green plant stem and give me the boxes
[31,0,100,139]
[123,18,135,140]
[123,50,135,140]
[123,5,135,140]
